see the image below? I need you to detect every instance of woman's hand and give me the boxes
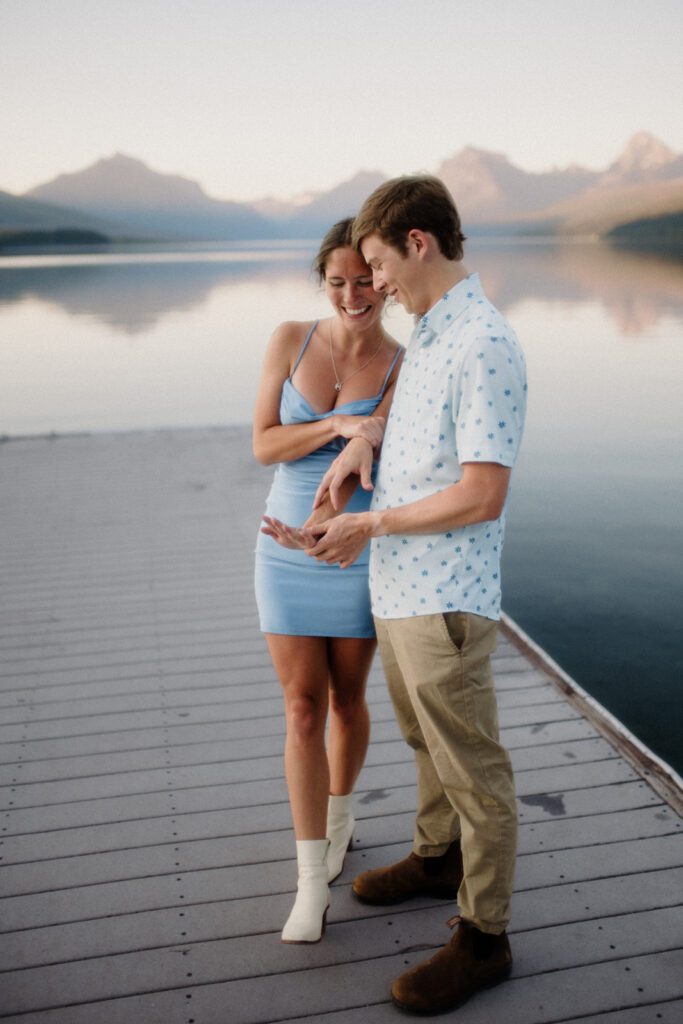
[261,515,317,550]
[334,414,386,448]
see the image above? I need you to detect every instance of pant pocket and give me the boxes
[439,611,469,653]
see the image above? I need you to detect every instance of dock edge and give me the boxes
[500,612,683,817]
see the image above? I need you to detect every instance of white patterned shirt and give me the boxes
[370,272,527,621]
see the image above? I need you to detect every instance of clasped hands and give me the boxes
[261,511,377,569]
[335,413,385,450]
[261,435,379,568]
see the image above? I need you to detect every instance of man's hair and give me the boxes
[312,217,354,283]
[352,174,466,261]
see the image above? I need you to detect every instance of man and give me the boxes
[307,175,527,1015]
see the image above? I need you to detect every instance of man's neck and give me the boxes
[418,261,469,317]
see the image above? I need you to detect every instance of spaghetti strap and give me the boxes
[290,321,319,377]
[378,345,403,397]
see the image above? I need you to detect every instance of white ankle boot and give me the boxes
[326,793,355,882]
[281,839,330,943]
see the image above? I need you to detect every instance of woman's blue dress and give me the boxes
[254,323,401,637]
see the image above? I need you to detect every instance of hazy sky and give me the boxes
[2,0,682,201]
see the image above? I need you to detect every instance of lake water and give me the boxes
[1,239,681,773]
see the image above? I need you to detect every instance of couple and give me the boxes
[253,175,527,1015]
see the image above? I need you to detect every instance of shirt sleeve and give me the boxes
[453,331,527,466]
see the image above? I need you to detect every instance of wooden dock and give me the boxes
[1,427,681,1023]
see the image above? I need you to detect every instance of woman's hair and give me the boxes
[352,175,466,261]
[313,217,355,282]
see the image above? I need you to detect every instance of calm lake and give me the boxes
[1,239,681,772]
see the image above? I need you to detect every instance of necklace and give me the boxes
[328,322,385,392]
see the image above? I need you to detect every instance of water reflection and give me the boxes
[1,240,682,337]
[0,252,312,335]
[469,239,683,336]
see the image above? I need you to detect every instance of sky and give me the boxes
[2,0,682,202]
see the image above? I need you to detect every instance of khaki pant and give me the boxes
[374,611,517,933]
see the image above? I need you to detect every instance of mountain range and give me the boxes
[1,132,682,243]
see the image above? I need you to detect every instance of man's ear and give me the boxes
[406,229,431,258]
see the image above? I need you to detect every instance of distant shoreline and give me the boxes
[0,228,118,255]
[606,210,683,258]
[1,227,682,259]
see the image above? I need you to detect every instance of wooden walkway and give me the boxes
[1,427,681,1023]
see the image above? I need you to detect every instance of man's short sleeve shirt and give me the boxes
[370,272,527,621]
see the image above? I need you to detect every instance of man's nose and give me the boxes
[372,271,385,292]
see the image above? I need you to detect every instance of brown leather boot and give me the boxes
[391,916,512,1015]
[351,841,462,905]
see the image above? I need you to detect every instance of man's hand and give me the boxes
[313,438,374,511]
[306,512,378,568]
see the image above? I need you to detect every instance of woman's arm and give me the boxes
[253,323,340,465]
[253,323,387,465]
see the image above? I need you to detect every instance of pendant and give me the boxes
[334,382,342,392]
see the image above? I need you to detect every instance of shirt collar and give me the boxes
[414,272,483,347]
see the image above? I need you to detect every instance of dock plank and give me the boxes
[1,427,681,1024]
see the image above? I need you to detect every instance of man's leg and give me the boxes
[376,615,460,853]
[380,612,516,1015]
[351,616,463,904]
[382,611,517,932]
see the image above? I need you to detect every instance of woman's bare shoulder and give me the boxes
[384,333,406,361]
[270,318,319,343]
[268,319,320,358]
[382,334,405,385]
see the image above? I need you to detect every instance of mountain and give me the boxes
[598,131,683,187]
[436,147,597,224]
[437,132,683,237]
[280,171,388,236]
[21,157,386,241]
[530,176,683,236]
[525,134,683,236]
[25,154,272,241]
[0,189,114,234]
[5,134,682,245]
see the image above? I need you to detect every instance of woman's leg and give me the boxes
[266,632,332,942]
[327,636,376,794]
[325,637,376,882]
[266,633,330,837]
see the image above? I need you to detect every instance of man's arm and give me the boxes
[307,462,511,568]
[313,437,375,510]
[303,472,363,527]
[313,366,401,509]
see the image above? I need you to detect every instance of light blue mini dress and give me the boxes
[255,323,402,637]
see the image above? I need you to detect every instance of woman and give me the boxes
[253,218,403,943]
